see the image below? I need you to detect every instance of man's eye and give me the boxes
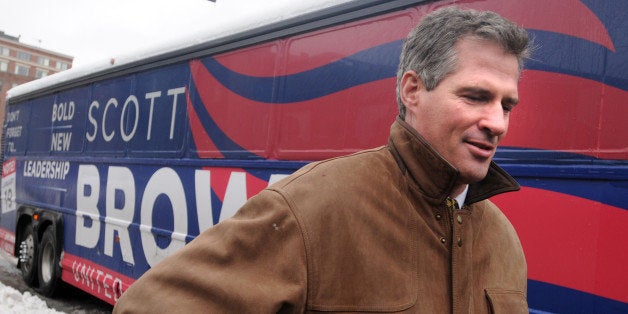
[465,95,483,102]
[502,104,515,112]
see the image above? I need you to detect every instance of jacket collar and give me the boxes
[388,117,519,206]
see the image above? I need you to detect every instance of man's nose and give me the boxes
[478,102,508,137]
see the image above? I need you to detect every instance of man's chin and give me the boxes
[458,168,491,184]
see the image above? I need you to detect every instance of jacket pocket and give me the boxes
[485,289,528,314]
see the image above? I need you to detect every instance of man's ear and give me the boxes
[400,70,423,112]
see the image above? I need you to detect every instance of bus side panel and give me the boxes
[58,160,292,304]
[188,3,628,311]
[481,0,628,311]
[0,101,31,252]
[493,178,628,313]
[0,0,625,312]
[187,1,628,161]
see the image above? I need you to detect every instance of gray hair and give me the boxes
[396,6,531,118]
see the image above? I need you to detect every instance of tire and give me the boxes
[37,225,62,297]
[18,223,38,287]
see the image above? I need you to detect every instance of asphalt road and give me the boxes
[0,251,113,313]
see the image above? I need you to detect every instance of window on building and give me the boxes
[0,46,9,56]
[35,68,48,78]
[37,56,50,66]
[55,61,69,70]
[15,64,30,76]
[17,51,31,61]
[0,61,7,72]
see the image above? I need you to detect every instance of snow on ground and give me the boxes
[0,251,64,314]
[0,283,65,314]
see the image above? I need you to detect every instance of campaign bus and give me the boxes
[0,0,626,312]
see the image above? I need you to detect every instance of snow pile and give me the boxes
[0,283,64,314]
[0,251,64,313]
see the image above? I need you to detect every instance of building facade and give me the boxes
[0,30,73,136]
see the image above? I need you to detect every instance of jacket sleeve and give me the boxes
[113,189,308,313]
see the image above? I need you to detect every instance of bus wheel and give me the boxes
[18,223,38,286]
[37,225,62,297]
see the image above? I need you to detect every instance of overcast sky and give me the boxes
[0,0,308,67]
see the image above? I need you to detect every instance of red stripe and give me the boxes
[217,0,616,78]
[60,253,135,306]
[209,167,239,203]
[492,187,628,303]
[187,71,224,159]
[502,70,628,160]
[461,0,615,51]
[246,172,269,199]
[190,59,397,160]
[215,10,414,76]
[0,228,15,256]
[208,168,269,202]
[2,158,16,177]
[190,60,628,160]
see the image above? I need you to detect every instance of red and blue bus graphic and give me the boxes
[1,0,626,312]
[186,1,627,312]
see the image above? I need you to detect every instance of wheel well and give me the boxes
[14,207,64,261]
[14,211,33,262]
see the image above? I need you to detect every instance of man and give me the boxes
[114,6,530,313]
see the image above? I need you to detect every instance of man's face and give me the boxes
[403,37,520,185]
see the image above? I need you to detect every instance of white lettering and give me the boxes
[104,166,135,265]
[141,167,187,267]
[120,95,139,142]
[167,87,185,139]
[80,263,87,286]
[103,274,112,299]
[84,88,185,143]
[74,164,290,274]
[52,101,75,122]
[145,91,162,141]
[88,266,96,289]
[86,101,99,142]
[23,160,70,180]
[268,174,289,186]
[51,132,72,151]
[96,269,104,294]
[219,172,247,222]
[70,259,125,301]
[72,260,80,282]
[195,170,212,231]
[6,110,20,122]
[76,165,101,249]
[5,126,22,138]
[102,98,118,142]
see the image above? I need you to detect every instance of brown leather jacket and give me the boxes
[114,118,527,313]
